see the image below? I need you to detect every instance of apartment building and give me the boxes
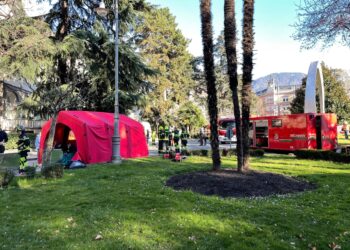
[253,73,305,116]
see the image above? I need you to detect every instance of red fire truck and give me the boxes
[218,113,337,151]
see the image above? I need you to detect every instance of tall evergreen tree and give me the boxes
[0,1,154,165]
[136,7,194,127]
[177,101,206,134]
[200,0,221,171]
[224,0,243,172]
[241,0,255,170]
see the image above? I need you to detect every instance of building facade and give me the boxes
[254,74,304,116]
[0,79,45,131]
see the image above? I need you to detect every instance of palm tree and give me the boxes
[200,0,221,170]
[241,0,255,170]
[223,0,243,172]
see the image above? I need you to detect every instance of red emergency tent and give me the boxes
[38,111,148,164]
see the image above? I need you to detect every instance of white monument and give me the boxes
[304,61,325,113]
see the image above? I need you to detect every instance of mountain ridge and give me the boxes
[253,72,306,93]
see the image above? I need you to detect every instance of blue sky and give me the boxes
[148,0,350,79]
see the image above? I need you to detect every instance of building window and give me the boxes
[282,97,288,102]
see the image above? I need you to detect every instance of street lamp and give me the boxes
[96,0,121,164]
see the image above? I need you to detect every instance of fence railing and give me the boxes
[0,119,46,131]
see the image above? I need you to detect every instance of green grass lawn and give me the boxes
[1,155,350,249]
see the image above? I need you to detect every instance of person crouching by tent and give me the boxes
[59,142,77,168]
[17,126,31,175]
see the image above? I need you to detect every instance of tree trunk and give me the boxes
[42,114,58,167]
[224,0,243,172]
[200,0,221,171]
[57,0,69,41]
[241,0,255,170]
[56,0,69,85]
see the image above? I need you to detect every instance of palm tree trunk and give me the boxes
[241,0,255,170]
[224,0,243,172]
[200,0,221,171]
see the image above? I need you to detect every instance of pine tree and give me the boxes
[136,7,194,127]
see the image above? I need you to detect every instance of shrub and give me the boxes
[0,169,15,188]
[189,150,202,156]
[295,149,350,163]
[200,149,209,157]
[221,148,229,157]
[24,167,36,179]
[41,163,64,179]
[5,133,36,150]
[220,148,237,157]
[250,149,265,157]
[181,150,189,156]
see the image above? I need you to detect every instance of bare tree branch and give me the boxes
[293,0,350,49]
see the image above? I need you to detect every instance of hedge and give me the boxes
[294,149,350,163]
[5,133,36,150]
[0,169,15,188]
[188,148,264,157]
[41,163,64,179]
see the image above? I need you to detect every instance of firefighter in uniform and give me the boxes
[180,127,189,154]
[17,126,31,174]
[158,126,166,153]
[173,127,181,153]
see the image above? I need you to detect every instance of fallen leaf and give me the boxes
[95,234,103,240]
[188,235,196,241]
[328,242,341,250]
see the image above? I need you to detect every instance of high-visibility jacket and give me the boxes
[17,134,30,153]
[181,131,189,140]
[164,126,169,137]
[158,128,166,140]
[174,129,180,140]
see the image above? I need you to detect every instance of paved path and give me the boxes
[148,139,236,156]
[3,139,236,168]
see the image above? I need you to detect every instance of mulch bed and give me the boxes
[165,169,316,198]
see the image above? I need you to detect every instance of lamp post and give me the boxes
[96,0,121,164]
